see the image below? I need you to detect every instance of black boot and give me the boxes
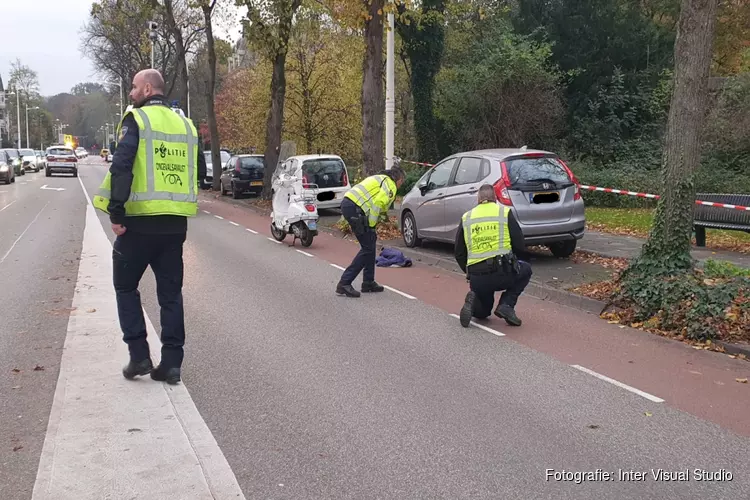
[336,283,361,298]
[361,281,384,293]
[459,291,476,328]
[494,304,522,326]
[150,364,181,385]
[122,358,154,380]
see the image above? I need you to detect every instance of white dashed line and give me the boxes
[571,365,665,403]
[203,210,211,214]
[214,215,224,220]
[296,249,314,257]
[383,285,416,300]
[330,264,346,271]
[246,228,258,234]
[448,314,506,337]
[267,238,282,244]
[229,221,239,226]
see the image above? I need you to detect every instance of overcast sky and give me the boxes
[1,0,243,97]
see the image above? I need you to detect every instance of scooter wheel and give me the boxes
[300,228,314,247]
[270,223,286,242]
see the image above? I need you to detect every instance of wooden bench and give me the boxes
[693,193,750,247]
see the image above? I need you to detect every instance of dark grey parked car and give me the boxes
[399,148,585,258]
[0,150,16,184]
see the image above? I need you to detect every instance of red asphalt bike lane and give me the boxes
[198,195,750,438]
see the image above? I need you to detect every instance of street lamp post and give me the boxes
[385,4,395,170]
[25,105,39,148]
[148,21,159,69]
[7,90,21,148]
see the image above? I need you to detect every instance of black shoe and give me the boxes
[122,358,154,380]
[150,365,181,385]
[494,304,522,326]
[459,291,476,328]
[336,284,361,298]
[361,281,384,293]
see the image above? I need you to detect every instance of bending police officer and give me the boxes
[93,69,206,384]
[336,166,405,297]
[454,184,532,327]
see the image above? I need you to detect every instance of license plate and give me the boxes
[307,221,317,230]
[529,191,558,202]
[250,181,263,186]
[49,162,71,167]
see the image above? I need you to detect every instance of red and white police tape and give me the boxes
[400,160,750,212]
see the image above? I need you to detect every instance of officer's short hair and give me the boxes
[478,184,496,203]
[385,165,405,184]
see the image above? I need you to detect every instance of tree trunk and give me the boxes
[163,0,189,106]
[262,51,288,200]
[361,0,385,176]
[628,0,719,275]
[202,3,222,190]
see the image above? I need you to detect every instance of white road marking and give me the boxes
[330,263,346,271]
[0,201,50,265]
[296,249,314,257]
[384,285,416,300]
[0,200,16,212]
[40,184,65,191]
[77,175,92,205]
[203,210,211,214]
[229,221,239,226]
[214,215,224,220]
[246,228,258,234]
[34,176,247,498]
[448,314,506,337]
[267,237,282,244]
[571,365,665,403]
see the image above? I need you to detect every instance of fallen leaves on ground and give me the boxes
[572,251,629,271]
[46,307,77,316]
[333,216,402,241]
[12,445,23,452]
[33,365,45,371]
[11,368,20,374]
[248,199,273,213]
[737,378,748,384]
[86,308,96,313]
[571,278,621,302]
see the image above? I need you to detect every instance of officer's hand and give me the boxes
[111,224,127,236]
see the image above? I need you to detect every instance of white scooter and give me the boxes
[270,163,320,248]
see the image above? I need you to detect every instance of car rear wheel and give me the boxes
[73,170,78,178]
[46,170,51,177]
[548,240,577,258]
[401,211,422,248]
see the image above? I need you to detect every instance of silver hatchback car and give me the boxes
[399,148,585,258]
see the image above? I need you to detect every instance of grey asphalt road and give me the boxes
[76,160,750,500]
[0,166,87,499]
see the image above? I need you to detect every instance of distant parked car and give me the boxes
[0,150,15,184]
[19,148,40,172]
[276,154,351,210]
[35,150,47,170]
[75,147,88,159]
[0,149,24,176]
[203,149,232,189]
[219,154,265,198]
[399,148,585,258]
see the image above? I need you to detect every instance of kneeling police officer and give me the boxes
[454,184,532,327]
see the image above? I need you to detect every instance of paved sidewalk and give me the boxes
[579,231,750,268]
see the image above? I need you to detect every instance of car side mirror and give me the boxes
[419,182,430,196]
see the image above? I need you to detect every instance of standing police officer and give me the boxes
[454,184,532,327]
[336,166,405,297]
[93,69,206,385]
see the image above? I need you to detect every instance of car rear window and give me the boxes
[302,159,346,188]
[504,156,571,186]
[240,156,264,169]
[20,149,35,156]
[4,150,19,158]
[47,148,75,156]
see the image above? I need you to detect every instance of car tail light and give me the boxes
[305,204,315,212]
[341,169,348,186]
[302,174,310,188]
[494,162,513,206]
[558,158,581,201]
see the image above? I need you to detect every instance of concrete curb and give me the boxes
[714,340,750,358]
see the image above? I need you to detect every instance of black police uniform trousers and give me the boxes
[339,197,377,285]
[468,259,533,318]
[113,230,187,368]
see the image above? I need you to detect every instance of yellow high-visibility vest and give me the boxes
[462,202,512,266]
[344,174,397,227]
[93,105,199,217]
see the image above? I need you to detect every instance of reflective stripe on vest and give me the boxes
[462,203,511,265]
[346,175,391,227]
[97,108,198,204]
